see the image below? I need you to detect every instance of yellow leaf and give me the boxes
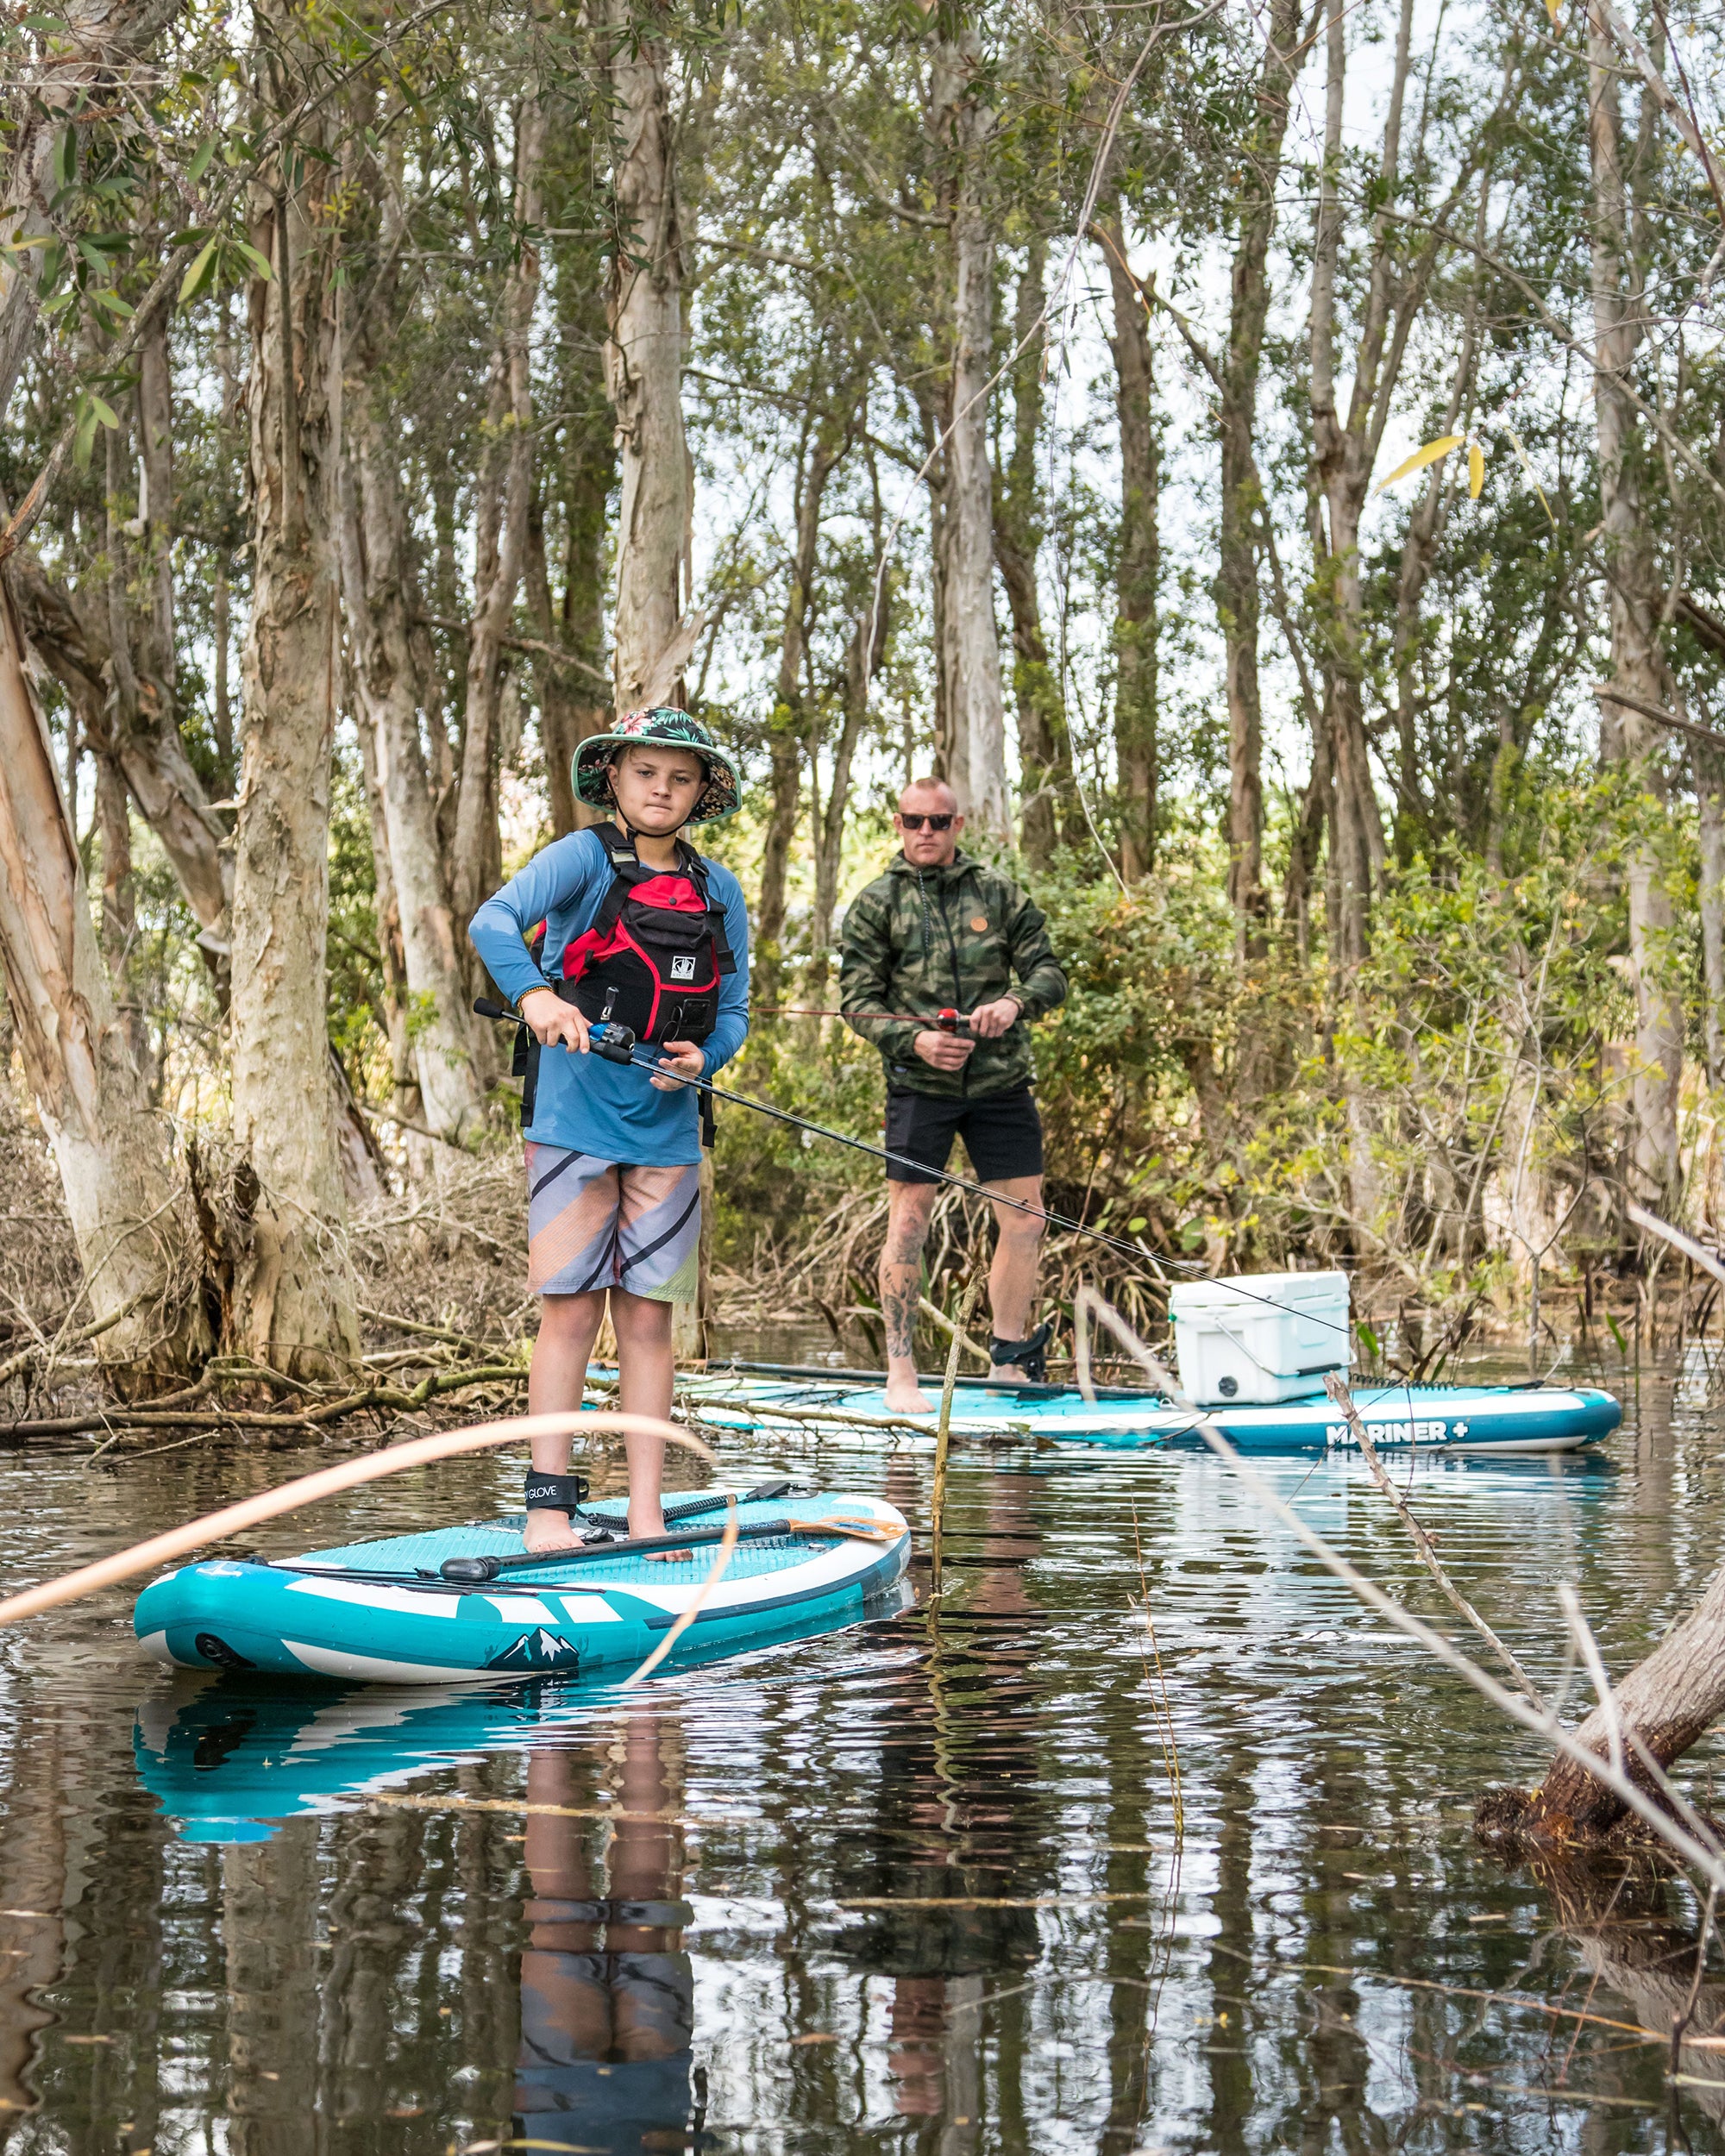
[1468,442,1484,498]
[1374,435,1464,492]
[1505,426,1558,528]
[1544,0,1560,22]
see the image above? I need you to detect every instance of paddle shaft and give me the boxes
[288,1511,900,1586]
[0,1410,706,1628]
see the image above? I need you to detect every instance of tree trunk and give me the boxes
[930,18,1007,836]
[1308,0,1392,971]
[0,571,200,1381]
[993,238,1066,867]
[1589,2,1683,1213]
[1496,1554,1725,1841]
[341,395,487,1142]
[535,219,618,837]
[812,559,890,997]
[137,309,176,694]
[351,677,417,1133]
[13,549,230,970]
[1217,0,1308,950]
[231,41,359,1378]
[0,0,183,418]
[528,488,610,840]
[1099,207,1158,882]
[603,0,692,712]
[452,97,546,931]
[758,417,845,1000]
[1697,743,1725,1088]
[93,745,149,1079]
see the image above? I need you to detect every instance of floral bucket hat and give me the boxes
[572,708,743,826]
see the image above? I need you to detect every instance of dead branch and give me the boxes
[1324,1370,1546,1708]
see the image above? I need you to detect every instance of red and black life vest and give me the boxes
[555,823,736,1047]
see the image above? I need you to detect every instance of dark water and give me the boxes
[2,1343,1724,2152]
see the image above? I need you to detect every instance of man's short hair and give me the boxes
[898,776,958,811]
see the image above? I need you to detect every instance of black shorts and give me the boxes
[884,1087,1044,1185]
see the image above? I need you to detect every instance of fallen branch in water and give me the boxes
[0,1362,532,1440]
[0,1407,712,1627]
[1323,1371,1546,1709]
[919,1294,992,1368]
[674,1389,932,1441]
[1626,1202,1725,1292]
[0,1288,147,1386]
[1078,1287,1725,1888]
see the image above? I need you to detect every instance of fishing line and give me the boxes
[479,1000,1358,1338]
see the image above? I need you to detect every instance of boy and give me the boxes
[469,709,750,1551]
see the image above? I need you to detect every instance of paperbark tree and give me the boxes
[0,0,184,418]
[451,94,547,932]
[758,406,850,1000]
[1307,0,1393,969]
[1697,743,1725,1089]
[1482,1553,1725,1844]
[1587,2,1683,1212]
[341,394,487,1143]
[993,239,1068,868]
[1098,206,1158,882]
[928,9,1007,836]
[230,20,360,1376]
[13,551,229,967]
[603,0,693,713]
[1216,0,1308,946]
[0,573,200,1379]
[529,265,613,840]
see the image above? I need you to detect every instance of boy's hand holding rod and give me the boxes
[513,987,702,1093]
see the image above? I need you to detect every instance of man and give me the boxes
[840,776,1068,1412]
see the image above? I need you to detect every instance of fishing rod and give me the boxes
[755,1006,975,1030]
[473,1000,1364,1335]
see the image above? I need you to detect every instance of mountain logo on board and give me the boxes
[487,1628,580,1673]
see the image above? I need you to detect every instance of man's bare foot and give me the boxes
[523,1511,580,1555]
[994,1362,1032,1385]
[627,1505,666,1541]
[883,1377,934,1415]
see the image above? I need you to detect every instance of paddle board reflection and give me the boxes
[516,1712,703,2155]
[133,1676,709,2153]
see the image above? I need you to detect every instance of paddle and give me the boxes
[273,1510,903,1586]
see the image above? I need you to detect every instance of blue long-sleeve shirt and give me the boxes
[468,828,750,1165]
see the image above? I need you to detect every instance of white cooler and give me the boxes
[1169,1269,1352,1405]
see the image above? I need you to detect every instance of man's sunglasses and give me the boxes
[898,812,955,831]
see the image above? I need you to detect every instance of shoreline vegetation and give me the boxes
[0,0,1719,1424]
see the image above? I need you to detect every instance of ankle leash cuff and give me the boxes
[524,1471,592,1514]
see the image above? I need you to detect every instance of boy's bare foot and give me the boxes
[524,1511,580,1555]
[883,1376,934,1415]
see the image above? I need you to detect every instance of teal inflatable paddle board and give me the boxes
[685,1366,1622,1456]
[135,1578,913,1844]
[134,1487,910,1684]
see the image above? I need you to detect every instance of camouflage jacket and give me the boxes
[838,850,1068,1099]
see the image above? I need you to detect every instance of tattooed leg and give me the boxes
[881,1179,938,1414]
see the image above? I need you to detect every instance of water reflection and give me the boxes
[516,1719,700,2155]
[6,1359,1725,2147]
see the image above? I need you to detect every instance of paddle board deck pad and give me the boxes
[134,1489,910,1684]
[683,1373,1622,1456]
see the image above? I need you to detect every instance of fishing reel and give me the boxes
[588,1019,638,1065]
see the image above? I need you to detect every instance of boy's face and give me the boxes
[608,745,707,833]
